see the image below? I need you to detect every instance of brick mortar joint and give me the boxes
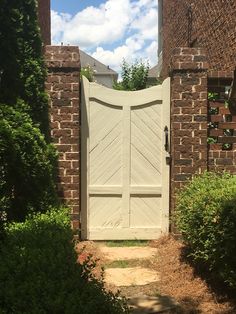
[45,45,80,52]
[173,47,207,55]
[170,69,208,76]
[46,64,80,70]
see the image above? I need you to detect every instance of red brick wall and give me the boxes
[170,47,209,225]
[44,46,80,231]
[37,0,51,45]
[170,48,236,229]
[162,0,236,78]
[208,73,236,173]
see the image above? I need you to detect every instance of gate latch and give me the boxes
[164,126,171,165]
[164,126,169,152]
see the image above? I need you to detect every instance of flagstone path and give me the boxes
[85,242,178,313]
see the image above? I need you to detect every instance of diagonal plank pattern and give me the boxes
[81,77,170,240]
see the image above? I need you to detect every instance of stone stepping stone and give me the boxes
[104,267,159,287]
[128,295,178,313]
[99,246,157,261]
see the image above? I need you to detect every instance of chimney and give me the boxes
[37,0,51,45]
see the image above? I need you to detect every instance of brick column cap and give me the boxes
[44,45,80,69]
[170,47,209,73]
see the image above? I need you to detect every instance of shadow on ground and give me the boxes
[128,294,178,313]
[180,247,236,313]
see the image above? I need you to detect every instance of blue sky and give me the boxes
[51,0,103,15]
[51,0,158,73]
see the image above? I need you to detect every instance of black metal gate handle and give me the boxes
[164,126,169,152]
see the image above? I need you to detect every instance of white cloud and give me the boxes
[92,38,157,74]
[51,11,71,44]
[52,0,136,47]
[135,0,157,8]
[145,41,158,65]
[131,8,158,41]
[51,0,158,73]
[92,46,130,72]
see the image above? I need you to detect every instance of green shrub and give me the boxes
[175,171,236,288]
[0,104,58,222]
[81,66,95,82]
[0,0,59,227]
[0,207,129,314]
[0,0,50,139]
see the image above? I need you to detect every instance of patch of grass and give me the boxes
[105,258,153,269]
[105,260,131,269]
[105,240,149,247]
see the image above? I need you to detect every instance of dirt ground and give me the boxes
[151,236,236,314]
[76,237,236,314]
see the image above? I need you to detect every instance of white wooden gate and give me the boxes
[81,77,170,240]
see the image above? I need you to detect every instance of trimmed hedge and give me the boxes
[0,104,58,222]
[175,172,236,288]
[0,208,129,313]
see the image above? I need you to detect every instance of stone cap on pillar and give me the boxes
[170,47,209,73]
[44,46,81,70]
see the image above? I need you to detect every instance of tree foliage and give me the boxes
[113,59,150,91]
[80,66,95,82]
[0,104,58,223]
[0,0,50,139]
[0,0,58,226]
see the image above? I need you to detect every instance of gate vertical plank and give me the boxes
[161,78,171,233]
[122,105,131,228]
[81,77,90,239]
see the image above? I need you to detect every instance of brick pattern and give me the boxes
[44,46,80,231]
[208,71,234,80]
[208,75,236,173]
[170,49,236,227]
[162,0,236,78]
[170,48,208,223]
[208,75,233,99]
[37,0,51,45]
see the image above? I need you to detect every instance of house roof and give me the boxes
[148,64,159,78]
[79,50,118,77]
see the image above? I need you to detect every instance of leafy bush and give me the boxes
[0,104,58,222]
[81,66,95,82]
[175,172,236,288]
[0,208,129,314]
[0,0,50,139]
[113,59,149,91]
[0,0,58,228]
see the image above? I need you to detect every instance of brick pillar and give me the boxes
[44,46,80,231]
[170,48,209,227]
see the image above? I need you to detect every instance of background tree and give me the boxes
[113,59,150,91]
[80,65,95,82]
